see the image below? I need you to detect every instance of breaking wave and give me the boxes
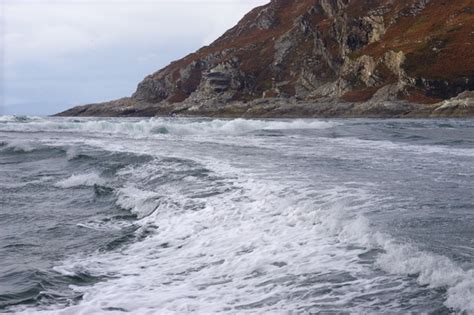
[377,243,474,313]
[54,172,106,189]
[1,140,43,153]
[0,115,41,123]
[115,186,162,219]
[0,117,338,137]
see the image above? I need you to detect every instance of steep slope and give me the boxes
[58,0,474,117]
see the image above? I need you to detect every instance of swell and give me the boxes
[0,144,160,312]
[0,269,100,311]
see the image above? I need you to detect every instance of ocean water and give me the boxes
[0,116,473,314]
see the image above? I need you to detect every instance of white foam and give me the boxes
[32,165,422,314]
[47,184,376,313]
[330,136,474,157]
[375,242,474,313]
[0,115,40,123]
[66,147,81,160]
[0,116,338,138]
[314,192,474,313]
[54,173,105,189]
[0,115,16,122]
[155,118,338,136]
[322,202,474,313]
[445,275,474,312]
[115,186,162,219]
[2,140,41,153]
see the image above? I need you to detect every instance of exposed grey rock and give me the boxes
[132,74,172,103]
[342,55,377,87]
[255,7,276,30]
[274,29,298,66]
[363,15,386,43]
[318,0,348,18]
[434,91,474,111]
[308,80,349,100]
[401,0,432,17]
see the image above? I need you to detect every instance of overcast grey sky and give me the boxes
[1,0,269,115]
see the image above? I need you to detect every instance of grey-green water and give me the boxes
[0,116,473,313]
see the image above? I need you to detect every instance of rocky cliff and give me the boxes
[58,0,474,117]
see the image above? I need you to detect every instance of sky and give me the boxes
[0,0,269,115]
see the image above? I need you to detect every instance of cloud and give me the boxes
[2,0,269,115]
[4,0,269,65]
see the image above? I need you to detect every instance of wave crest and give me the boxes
[0,117,338,137]
[54,173,105,189]
[115,187,161,219]
[1,140,42,153]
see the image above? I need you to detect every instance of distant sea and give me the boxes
[1,116,473,313]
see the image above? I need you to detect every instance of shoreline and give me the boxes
[55,94,474,119]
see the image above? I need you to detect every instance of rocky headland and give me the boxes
[57,0,474,118]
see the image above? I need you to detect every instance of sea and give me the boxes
[0,116,473,314]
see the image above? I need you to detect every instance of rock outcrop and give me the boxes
[58,0,474,117]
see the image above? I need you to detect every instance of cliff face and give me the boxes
[58,0,474,117]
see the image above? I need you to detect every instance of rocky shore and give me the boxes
[56,91,474,118]
[57,0,473,118]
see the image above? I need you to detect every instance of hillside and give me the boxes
[58,0,474,117]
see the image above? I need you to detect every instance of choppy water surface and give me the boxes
[0,116,473,314]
